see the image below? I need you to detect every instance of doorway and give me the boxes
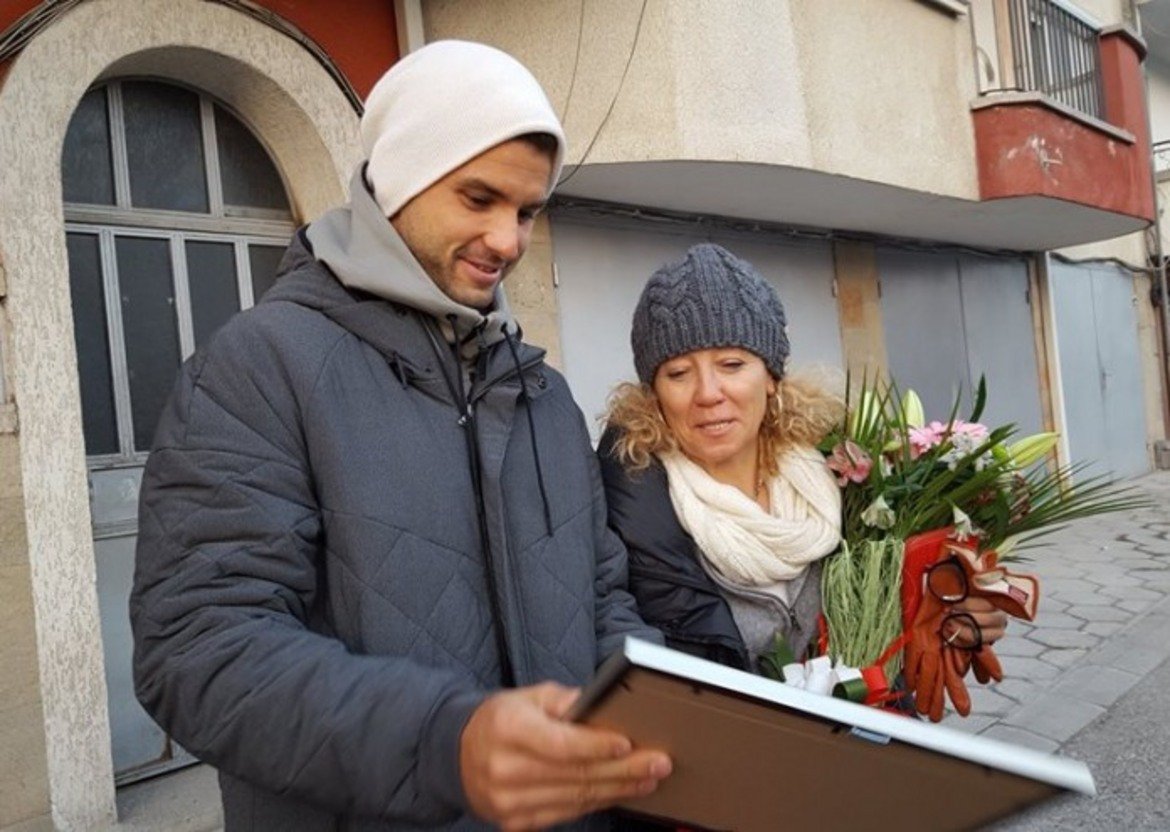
[62,79,294,783]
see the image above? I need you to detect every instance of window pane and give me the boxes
[215,105,290,213]
[186,241,240,348]
[62,88,115,206]
[248,244,286,305]
[66,233,119,455]
[115,237,181,452]
[122,81,209,213]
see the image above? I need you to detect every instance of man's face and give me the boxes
[390,138,554,310]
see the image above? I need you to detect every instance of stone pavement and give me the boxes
[922,468,1170,829]
[940,469,1170,750]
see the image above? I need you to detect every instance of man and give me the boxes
[131,40,670,831]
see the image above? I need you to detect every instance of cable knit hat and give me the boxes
[631,243,790,383]
[360,40,567,218]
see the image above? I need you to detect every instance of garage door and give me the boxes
[1048,259,1149,478]
[877,248,1045,438]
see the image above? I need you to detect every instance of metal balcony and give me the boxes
[999,0,1105,121]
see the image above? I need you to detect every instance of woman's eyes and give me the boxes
[664,361,742,380]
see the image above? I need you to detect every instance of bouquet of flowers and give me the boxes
[787,375,1144,716]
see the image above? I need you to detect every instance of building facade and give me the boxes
[0,0,1165,829]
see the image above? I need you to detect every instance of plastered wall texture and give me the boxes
[1134,271,1170,452]
[0,435,51,829]
[831,241,889,380]
[504,215,564,371]
[426,0,981,199]
[0,0,360,826]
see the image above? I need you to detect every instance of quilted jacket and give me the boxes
[131,191,658,830]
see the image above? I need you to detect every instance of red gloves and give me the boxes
[901,530,1039,722]
[903,584,973,721]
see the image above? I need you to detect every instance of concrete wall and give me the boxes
[792,0,979,198]
[832,241,889,380]
[1076,0,1131,25]
[504,215,562,370]
[0,331,50,827]
[1146,55,1170,141]
[424,0,983,199]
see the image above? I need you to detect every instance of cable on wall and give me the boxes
[557,0,586,123]
[556,0,647,189]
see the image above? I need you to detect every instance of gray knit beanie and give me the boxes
[631,243,789,383]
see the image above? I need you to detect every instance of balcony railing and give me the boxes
[1000,0,1104,120]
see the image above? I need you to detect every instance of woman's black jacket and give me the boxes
[597,427,753,671]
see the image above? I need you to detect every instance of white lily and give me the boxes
[849,388,882,439]
[1007,432,1059,468]
[860,494,896,530]
[952,504,978,539]
[901,389,925,429]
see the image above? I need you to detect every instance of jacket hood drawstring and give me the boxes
[502,322,554,538]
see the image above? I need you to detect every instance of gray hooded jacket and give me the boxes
[131,173,659,831]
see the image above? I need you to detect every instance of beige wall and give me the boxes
[832,241,889,380]
[425,0,984,199]
[1074,0,1131,25]
[1147,55,1170,142]
[0,430,51,829]
[1134,271,1170,447]
[504,215,563,369]
[792,0,979,198]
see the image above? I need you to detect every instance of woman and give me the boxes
[598,243,1006,677]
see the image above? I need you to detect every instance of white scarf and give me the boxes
[661,445,842,588]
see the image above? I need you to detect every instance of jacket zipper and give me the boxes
[423,317,517,687]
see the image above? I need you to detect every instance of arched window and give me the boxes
[63,79,295,461]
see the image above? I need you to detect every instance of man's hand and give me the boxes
[460,682,672,830]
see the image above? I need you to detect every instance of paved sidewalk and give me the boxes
[941,469,1170,749]
[988,646,1170,831]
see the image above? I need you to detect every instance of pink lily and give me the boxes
[827,439,873,486]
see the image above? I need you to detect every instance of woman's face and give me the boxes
[653,347,776,478]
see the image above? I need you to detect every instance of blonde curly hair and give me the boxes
[603,366,845,479]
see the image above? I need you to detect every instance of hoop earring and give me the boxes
[765,392,783,430]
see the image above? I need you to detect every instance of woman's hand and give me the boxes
[948,596,1008,648]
